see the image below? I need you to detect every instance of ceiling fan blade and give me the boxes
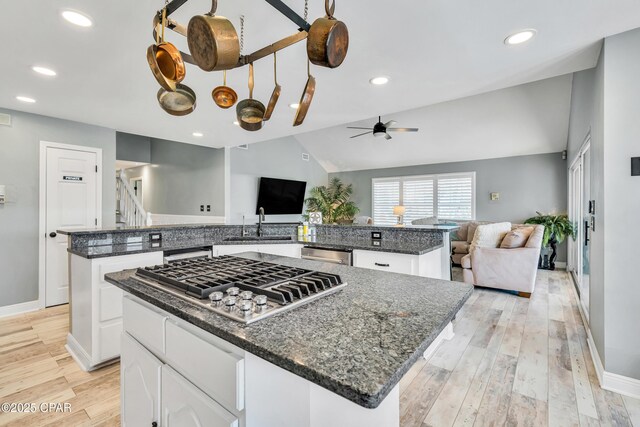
[387,128,419,132]
[350,131,373,139]
[384,133,392,140]
[383,120,397,128]
[347,126,373,130]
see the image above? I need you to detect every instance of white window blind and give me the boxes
[372,172,475,225]
[437,174,474,220]
[372,180,400,226]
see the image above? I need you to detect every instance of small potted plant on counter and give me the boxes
[525,212,575,270]
[305,177,360,225]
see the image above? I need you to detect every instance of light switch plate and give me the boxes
[490,192,500,201]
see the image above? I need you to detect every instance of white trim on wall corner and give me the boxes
[571,272,640,400]
[0,300,40,319]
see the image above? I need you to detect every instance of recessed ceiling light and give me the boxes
[61,10,93,27]
[192,132,203,137]
[16,96,36,103]
[504,29,537,45]
[289,103,300,109]
[369,76,390,85]
[233,120,240,126]
[32,66,57,77]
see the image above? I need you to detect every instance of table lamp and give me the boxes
[393,205,406,226]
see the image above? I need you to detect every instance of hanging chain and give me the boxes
[239,15,245,55]
[303,0,309,22]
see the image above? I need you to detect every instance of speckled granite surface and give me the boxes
[105,252,472,409]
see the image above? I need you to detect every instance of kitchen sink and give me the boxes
[223,235,293,242]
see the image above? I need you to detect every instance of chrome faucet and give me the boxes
[241,215,248,237]
[257,207,265,237]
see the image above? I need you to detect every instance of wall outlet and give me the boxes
[200,205,204,212]
[371,231,382,240]
[206,205,211,212]
[302,153,310,161]
[0,185,5,204]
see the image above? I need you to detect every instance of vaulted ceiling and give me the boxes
[1,0,639,152]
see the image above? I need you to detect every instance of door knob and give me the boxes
[49,232,57,238]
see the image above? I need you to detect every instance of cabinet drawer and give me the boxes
[165,321,245,412]
[162,366,238,427]
[353,250,416,275]
[123,297,167,356]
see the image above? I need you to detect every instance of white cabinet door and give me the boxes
[121,333,161,427]
[352,250,417,275]
[162,366,239,427]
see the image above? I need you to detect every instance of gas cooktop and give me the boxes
[132,256,346,324]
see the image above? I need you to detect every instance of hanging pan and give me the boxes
[263,52,281,121]
[157,83,197,116]
[212,70,238,108]
[188,0,240,71]
[147,8,186,91]
[307,0,349,68]
[236,63,265,131]
[293,60,316,127]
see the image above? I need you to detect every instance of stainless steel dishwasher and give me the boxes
[301,247,352,265]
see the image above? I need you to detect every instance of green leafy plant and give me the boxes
[524,212,575,247]
[305,177,360,224]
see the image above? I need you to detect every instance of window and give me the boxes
[372,172,475,225]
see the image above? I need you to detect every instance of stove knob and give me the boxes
[223,296,237,310]
[240,291,253,300]
[209,291,224,304]
[238,300,253,314]
[254,295,268,306]
[227,287,240,296]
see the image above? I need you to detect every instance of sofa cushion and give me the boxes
[471,222,512,249]
[466,221,480,243]
[411,216,440,225]
[451,222,469,242]
[500,226,535,249]
[451,241,471,255]
[461,254,472,269]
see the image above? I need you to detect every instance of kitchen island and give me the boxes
[105,252,472,427]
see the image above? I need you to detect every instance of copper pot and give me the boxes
[212,70,238,108]
[293,60,316,127]
[236,63,265,131]
[263,53,281,121]
[187,0,240,72]
[307,0,349,69]
[148,9,186,91]
[157,83,197,116]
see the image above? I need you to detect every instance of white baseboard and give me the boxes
[571,275,640,400]
[0,300,40,318]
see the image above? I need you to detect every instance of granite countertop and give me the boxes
[68,236,443,259]
[105,252,472,409]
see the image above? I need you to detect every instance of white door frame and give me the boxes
[38,141,103,309]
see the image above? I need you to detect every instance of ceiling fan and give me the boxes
[348,116,419,140]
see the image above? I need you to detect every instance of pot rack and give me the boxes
[153,0,312,69]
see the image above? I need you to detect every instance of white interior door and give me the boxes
[44,145,99,307]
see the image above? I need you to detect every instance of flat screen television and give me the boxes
[256,177,307,215]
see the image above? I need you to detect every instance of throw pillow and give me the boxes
[411,217,440,225]
[471,222,512,249]
[500,226,535,249]
[466,221,480,243]
[451,222,469,241]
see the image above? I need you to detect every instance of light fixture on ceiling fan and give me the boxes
[348,116,419,140]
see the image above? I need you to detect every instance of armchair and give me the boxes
[461,225,544,297]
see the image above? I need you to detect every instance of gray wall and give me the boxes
[331,152,568,258]
[566,56,606,365]
[0,108,116,308]
[126,137,226,216]
[116,132,151,163]
[229,136,328,224]
[601,29,640,380]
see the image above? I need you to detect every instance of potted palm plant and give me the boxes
[525,212,575,270]
[305,178,360,224]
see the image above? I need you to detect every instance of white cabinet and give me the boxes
[352,248,443,279]
[212,244,302,259]
[121,333,162,427]
[67,251,164,371]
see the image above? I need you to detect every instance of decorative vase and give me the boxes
[548,234,558,271]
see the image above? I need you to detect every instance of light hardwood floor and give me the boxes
[400,270,640,427]
[0,270,638,426]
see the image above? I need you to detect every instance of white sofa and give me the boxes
[460,225,544,298]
